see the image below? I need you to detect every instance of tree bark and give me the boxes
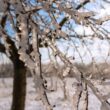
[0,39,27,110]
[11,59,26,110]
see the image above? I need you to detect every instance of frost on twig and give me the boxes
[63,66,71,77]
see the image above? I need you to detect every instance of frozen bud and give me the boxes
[66,2,72,8]
[63,67,71,77]
[45,28,50,33]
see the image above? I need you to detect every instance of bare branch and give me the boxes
[0,43,5,53]
[76,0,90,10]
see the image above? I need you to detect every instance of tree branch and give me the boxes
[76,0,90,10]
[0,43,5,53]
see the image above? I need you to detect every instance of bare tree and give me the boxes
[0,0,110,110]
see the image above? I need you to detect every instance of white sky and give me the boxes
[40,38,110,64]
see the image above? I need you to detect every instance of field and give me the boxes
[0,77,110,110]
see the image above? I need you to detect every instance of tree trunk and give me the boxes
[11,59,26,110]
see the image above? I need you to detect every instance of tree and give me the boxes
[0,0,110,110]
[0,32,27,110]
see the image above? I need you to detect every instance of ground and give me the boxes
[0,77,110,110]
